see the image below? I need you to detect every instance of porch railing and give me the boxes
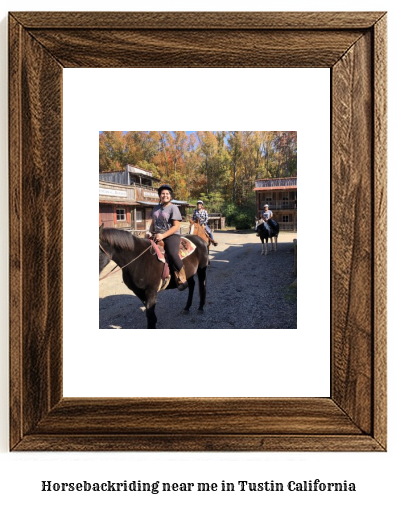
[256,177,297,188]
[259,200,297,210]
[278,223,297,232]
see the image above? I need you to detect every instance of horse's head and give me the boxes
[99,247,110,275]
[190,218,202,234]
[99,225,113,275]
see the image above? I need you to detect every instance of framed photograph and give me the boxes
[9,11,387,451]
[97,129,299,331]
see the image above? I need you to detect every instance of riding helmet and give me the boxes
[263,204,269,207]
[197,200,204,205]
[158,184,173,196]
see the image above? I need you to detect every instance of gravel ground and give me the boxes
[99,230,297,329]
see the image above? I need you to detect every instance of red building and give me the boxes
[254,177,297,231]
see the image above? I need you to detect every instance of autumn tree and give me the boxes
[99,131,128,172]
[99,130,297,211]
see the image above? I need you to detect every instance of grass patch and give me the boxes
[284,285,297,302]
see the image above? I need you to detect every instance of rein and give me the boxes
[99,240,153,281]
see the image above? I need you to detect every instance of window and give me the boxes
[136,210,143,222]
[263,193,272,206]
[282,215,289,223]
[116,209,126,221]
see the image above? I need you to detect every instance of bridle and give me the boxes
[99,240,153,281]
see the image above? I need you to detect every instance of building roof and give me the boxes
[136,201,158,206]
[256,177,297,181]
[99,200,139,206]
[254,176,297,192]
[254,186,297,191]
[126,164,153,177]
[171,200,190,205]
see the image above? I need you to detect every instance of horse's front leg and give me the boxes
[270,237,274,251]
[145,289,158,329]
[197,266,207,313]
[261,239,268,256]
[183,277,195,314]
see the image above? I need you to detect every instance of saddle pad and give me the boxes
[150,237,196,263]
[150,240,166,263]
[179,237,196,258]
[151,237,196,291]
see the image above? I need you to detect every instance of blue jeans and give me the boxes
[205,225,214,241]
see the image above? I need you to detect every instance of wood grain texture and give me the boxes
[332,32,373,434]
[32,398,362,435]
[14,435,382,452]
[9,15,64,448]
[373,15,387,449]
[9,11,387,452]
[9,15,23,450]
[11,11,386,29]
[27,29,364,68]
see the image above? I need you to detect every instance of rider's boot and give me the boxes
[175,266,188,291]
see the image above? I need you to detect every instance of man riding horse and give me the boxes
[255,204,279,256]
[257,203,278,235]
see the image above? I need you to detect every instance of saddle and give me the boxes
[150,237,196,292]
[256,218,277,235]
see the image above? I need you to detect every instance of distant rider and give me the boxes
[262,204,277,233]
[192,200,218,246]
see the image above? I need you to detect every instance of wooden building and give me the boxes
[254,177,297,231]
[99,163,159,187]
[99,165,192,235]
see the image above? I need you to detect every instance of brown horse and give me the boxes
[189,219,212,244]
[99,225,209,329]
[189,219,215,265]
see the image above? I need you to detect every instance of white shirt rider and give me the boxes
[262,205,273,231]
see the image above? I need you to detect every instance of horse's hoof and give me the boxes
[197,308,204,314]
[182,309,190,315]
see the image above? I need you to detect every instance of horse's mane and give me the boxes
[100,228,138,251]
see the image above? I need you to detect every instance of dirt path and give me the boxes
[99,230,297,329]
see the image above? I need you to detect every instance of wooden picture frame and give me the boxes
[9,11,387,451]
